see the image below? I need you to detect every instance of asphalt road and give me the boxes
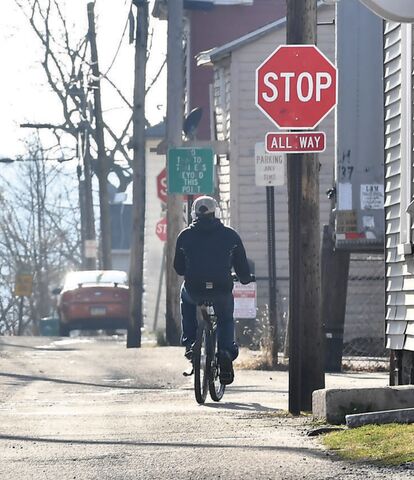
[0,335,411,480]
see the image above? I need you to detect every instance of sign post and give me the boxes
[256,39,337,412]
[254,142,285,366]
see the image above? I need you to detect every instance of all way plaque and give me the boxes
[266,132,326,153]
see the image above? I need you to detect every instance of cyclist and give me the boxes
[173,195,254,385]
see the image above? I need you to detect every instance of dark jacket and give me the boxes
[173,217,251,296]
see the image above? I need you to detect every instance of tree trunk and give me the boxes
[87,2,112,270]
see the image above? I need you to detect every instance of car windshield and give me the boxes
[63,270,128,290]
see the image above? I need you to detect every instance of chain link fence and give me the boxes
[236,254,388,371]
[342,253,387,370]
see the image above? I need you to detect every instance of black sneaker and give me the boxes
[219,350,234,385]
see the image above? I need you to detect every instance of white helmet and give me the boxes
[191,196,219,220]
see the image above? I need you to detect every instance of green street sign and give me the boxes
[167,147,214,195]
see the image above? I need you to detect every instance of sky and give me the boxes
[0,0,167,159]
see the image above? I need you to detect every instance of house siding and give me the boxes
[189,1,286,139]
[213,60,232,224]
[384,21,414,352]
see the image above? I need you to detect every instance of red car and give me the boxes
[55,270,130,336]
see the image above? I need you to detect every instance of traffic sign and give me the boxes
[157,168,167,203]
[255,143,285,186]
[266,132,326,153]
[14,274,33,297]
[256,45,337,129]
[155,217,167,242]
[167,147,214,195]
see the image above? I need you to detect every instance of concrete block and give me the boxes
[312,385,414,424]
[346,407,414,428]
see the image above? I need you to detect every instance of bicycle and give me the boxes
[192,301,226,404]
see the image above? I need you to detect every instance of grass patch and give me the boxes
[235,348,288,371]
[322,423,414,465]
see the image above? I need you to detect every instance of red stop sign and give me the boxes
[256,45,337,129]
[155,217,167,242]
[157,168,167,203]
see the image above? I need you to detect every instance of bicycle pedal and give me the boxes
[183,367,194,377]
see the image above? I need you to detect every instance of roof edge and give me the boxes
[196,1,331,66]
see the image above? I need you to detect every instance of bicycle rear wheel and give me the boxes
[193,323,209,404]
[208,329,225,401]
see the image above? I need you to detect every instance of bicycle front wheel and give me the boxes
[208,329,225,402]
[193,323,209,404]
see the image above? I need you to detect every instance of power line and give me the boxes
[102,7,131,77]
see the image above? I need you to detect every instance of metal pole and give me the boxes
[17,297,24,336]
[288,154,302,415]
[153,243,166,332]
[187,195,194,225]
[266,186,278,366]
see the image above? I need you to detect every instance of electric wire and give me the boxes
[102,7,131,77]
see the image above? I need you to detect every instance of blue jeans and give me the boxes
[180,284,239,360]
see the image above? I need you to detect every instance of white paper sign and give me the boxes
[255,142,285,186]
[84,239,98,258]
[233,282,257,319]
[338,182,352,210]
[360,184,384,210]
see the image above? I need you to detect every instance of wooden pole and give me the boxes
[127,0,148,348]
[287,0,324,413]
[165,0,184,345]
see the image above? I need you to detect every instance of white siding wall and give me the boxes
[143,139,166,332]
[214,61,232,224]
[384,21,414,352]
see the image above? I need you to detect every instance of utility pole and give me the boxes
[81,129,97,270]
[286,0,325,414]
[79,68,97,271]
[127,0,148,349]
[165,0,184,345]
[87,2,112,270]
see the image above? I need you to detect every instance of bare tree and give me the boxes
[14,0,165,270]
[15,0,165,193]
[0,138,81,335]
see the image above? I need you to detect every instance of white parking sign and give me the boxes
[255,143,285,186]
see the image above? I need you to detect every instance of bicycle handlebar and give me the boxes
[232,273,256,283]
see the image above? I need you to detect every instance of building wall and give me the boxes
[213,59,232,223]
[143,139,167,332]
[384,21,414,353]
[112,137,166,333]
[189,0,286,139]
